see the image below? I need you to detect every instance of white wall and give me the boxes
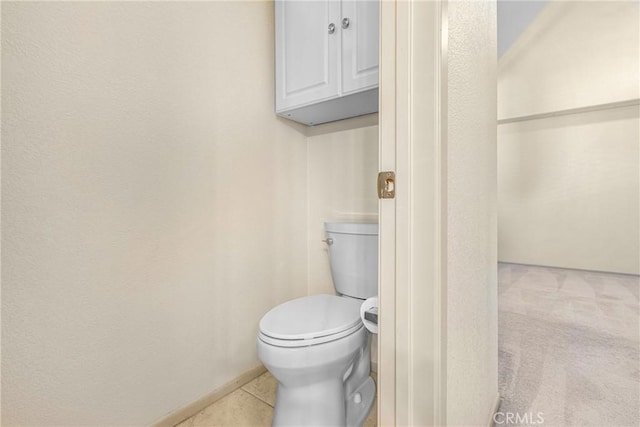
[498,1,640,274]
[1,2,308,425]
[446,0,499,425]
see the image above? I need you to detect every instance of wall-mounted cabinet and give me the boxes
[275,0,379,126]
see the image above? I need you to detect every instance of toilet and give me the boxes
[258,222,378,427]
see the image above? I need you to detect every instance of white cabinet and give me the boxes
[341,0,379,94]
[275,0,379,126]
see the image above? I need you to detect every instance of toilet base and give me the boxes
[346,376,375,427]
[259,323,375,427]
[273,375,375,427]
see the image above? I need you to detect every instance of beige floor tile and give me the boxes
[365,371,378,426]
[177,370,379,427]
[175,417,192,427]
[177,389,273,427]
[364,398,377,427]
[242,371,278,407]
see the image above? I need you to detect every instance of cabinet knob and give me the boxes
[328,23,335,34]
[342,17,350,29]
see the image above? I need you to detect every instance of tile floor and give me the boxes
[176,371,377,427]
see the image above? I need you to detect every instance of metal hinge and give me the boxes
[377,171,395,199]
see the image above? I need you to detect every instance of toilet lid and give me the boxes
[259,294,363,341]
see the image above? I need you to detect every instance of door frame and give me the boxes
[378,0,448,425]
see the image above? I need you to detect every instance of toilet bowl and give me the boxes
[257,223,378,427]
[258,295,375,426]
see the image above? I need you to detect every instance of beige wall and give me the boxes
[498,1,640,274]
[1,2,308,425]
[498,107,640,274]
[498,1,639,119]
[446,0,499,425]
[305,115,379,367]
[306,116,379,296]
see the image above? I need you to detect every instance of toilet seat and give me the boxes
[259,323,363,347]
[259,294,363,348]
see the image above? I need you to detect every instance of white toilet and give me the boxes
[258,222,378,427]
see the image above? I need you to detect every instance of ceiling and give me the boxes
[498,0,548,56]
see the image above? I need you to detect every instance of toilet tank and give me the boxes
[325,222,378,299]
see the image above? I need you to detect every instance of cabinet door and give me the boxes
[275,0,341,112]
[341,0,379,94]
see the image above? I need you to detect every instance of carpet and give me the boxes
[498,263,640,426]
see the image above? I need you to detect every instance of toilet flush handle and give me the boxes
[322,238,334,245]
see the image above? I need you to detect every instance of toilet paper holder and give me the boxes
[360,297,378,334]
[364,307,378,325]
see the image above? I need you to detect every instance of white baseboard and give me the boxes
[487,393,501,427]
[151,364,267,427]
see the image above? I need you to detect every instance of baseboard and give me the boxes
[151,364,267,427]
[487,393,501,427]
[498,261,639,277]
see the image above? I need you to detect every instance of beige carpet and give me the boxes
[498,263,640,426]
